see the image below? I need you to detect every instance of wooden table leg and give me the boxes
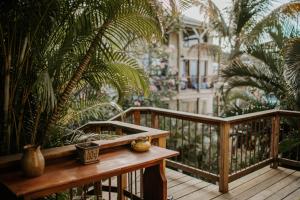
[143,162,167,200]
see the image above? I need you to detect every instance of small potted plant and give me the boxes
[75,142,100,164]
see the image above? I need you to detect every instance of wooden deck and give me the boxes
[166,166,300,200]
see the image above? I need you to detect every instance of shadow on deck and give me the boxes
[167,166,300,200]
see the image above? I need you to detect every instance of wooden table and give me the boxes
[0,146,178,200]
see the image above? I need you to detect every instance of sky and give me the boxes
[183,0,292,20]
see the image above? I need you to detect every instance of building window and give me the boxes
[180,59,199,90]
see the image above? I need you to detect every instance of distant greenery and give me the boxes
[123,44,177,109]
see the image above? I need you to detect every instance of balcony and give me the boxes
[111,107,300,194]
[0,107,299,199]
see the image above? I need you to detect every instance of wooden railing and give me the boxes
[110,107,300,193]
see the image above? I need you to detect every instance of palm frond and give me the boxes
[198,0,229,37]
[232,0,271,35]
[284,37,300,107]
[59,101,122,126]
[246,2,300,42]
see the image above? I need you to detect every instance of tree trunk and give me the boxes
[3,53,11,154]
[43,32,102,142]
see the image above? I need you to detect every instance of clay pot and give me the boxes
[21,145,45,177]
[131,136,151,152]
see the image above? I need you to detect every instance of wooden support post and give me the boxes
[117,174,127,200]
[271,114,280,169]
[115,128,123,135]
[152,112,167,170]
[151,112,159,129]
[219,122,230,193]
[143,162,167,200]
[158,137,166,148]
[133,110,141,126]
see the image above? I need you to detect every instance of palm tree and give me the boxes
[196,0,300,115]
[221,22,299,113]
[0,0,164,154]
[44,0,163,136]
[284,37,300,110]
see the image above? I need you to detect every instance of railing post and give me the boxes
[151,112,159,129]
[133,110,141,125]
[219,122,230,193]
[271,114,280,169]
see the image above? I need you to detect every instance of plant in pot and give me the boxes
[75,141,100,164]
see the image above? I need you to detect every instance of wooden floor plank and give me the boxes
[171,181,211,199]
[264,175,300,200]
[212,167,285,200]
[282,188,300,200]
[165,166,300,200]
[248,171,300,200]
[176,184,221,200]
[168,175,195,188]
[229,166,272,189]
[230,168,295,200]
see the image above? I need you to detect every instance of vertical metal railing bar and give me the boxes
[109,178,111,200]
[235,125,238,172]
[245,122,248,167]
[217,124,220,174]
[130,172,133,199]
[181,119,184,163]
[230,130,234,173]
[140,169,143,198]
[194,122,198,168]
[258,119,262,162]
[201,123,204,170]
[134,170,137,195]
[188,121,191,165]
[254,120,257,163]
[249,121,252,167]
[209,125,212,172]
[175,118,178,162]
[69,188,73,200]
[240,123,243,170]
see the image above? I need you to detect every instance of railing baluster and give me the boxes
[230,131,234,173]
[249,121,252,166]
[140,169,143,198]
[133,110,140,125]
[188,121,191,165]
[151,112,159,129]
[181,119,184,163]
[134,170,137,195]
[109,178,111,200]
[209,125,212,172]
[201,123,204,170]
[245,123,248,167]
[254,120,257,163]
[240,124,243,169]
[235,126,238,172]
[194,122,198,168]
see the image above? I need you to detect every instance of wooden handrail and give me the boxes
[110,107,300,125]
[112,107,300,193]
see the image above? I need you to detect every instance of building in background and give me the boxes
[167,16,220,115]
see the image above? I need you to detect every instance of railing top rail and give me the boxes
[278,110,300,117]
[110,107,300,125]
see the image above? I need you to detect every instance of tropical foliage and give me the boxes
[0,0,163,155]
[196,0,300,115]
